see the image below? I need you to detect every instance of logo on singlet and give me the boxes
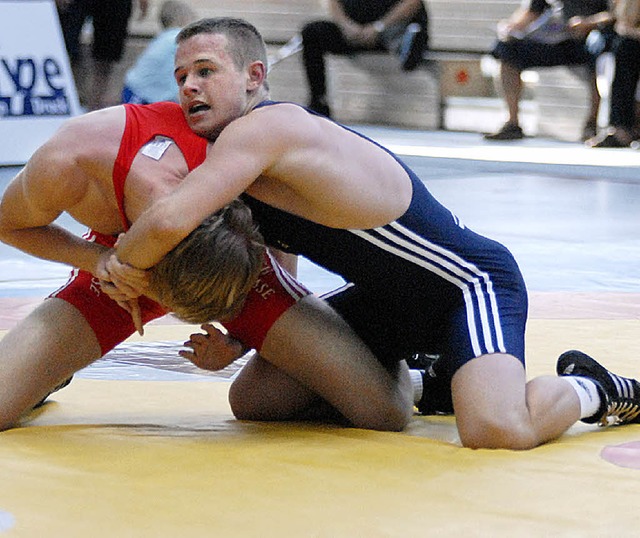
[252,264,276,300]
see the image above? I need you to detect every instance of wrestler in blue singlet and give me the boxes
[243,101,528,380]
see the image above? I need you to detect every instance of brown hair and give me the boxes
[150,199,265,323]
[176,17,268,70]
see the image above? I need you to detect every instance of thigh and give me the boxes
[441,285,527,378]
[0,298,102,428]
[258,294,413,431]
[302,20,356,56]
[229,354,320,421]
[50,268,166,355]
[324,285,411,366]
[493,39,589,70]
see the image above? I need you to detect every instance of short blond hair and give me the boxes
[150,199,265,323]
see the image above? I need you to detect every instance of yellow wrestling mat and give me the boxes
[1,315,640,537]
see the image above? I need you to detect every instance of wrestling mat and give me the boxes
[0,293,639,537]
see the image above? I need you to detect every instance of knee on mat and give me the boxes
[458,412,538,450]
[354,405,412,432]
[228,383,263,421]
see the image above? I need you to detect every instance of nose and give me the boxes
[182,73,200,95]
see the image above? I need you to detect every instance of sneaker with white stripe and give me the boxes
[557,350,640,426]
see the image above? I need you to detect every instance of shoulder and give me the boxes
[27,107,126,185]
[52,106,127,156]
[226,102,322,147]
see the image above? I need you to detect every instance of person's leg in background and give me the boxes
[590,36,640,147]
[582,65,601,140]
[484,39,529,140]
[86,0,133,110]
[300,20,355,118]
[56,0,91,107]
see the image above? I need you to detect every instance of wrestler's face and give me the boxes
[174,33,252,139]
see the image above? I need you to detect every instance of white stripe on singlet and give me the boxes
[266,250,309,300]
[350,222,506,357]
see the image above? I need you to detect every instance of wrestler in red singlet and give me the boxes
[51,102,311,355]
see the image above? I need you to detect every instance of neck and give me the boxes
[244,87,270,114]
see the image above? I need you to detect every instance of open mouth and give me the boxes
[188,102,210,115]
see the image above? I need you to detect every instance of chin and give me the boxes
[186,119,211,138]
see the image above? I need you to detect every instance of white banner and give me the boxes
[0,0,81,165]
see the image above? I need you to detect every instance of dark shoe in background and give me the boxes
[484,122,525,141]
[586,128,631,148]
[581,120,597,142]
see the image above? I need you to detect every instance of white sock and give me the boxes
[409,369,423,404]
[563,376,602,419]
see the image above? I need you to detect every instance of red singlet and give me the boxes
[50,103,311,354]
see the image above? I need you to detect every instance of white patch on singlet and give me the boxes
[140,136,174,161]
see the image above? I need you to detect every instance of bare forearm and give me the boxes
[0,224,106,273]
[379,0,423,27]
[116,199,193,269]
[328,0,352,27]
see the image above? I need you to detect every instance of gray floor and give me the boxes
[1,127,639,299]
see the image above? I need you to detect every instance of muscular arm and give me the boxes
[116,111,282,269]
[0,145,108,273]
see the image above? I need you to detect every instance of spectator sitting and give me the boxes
[587,0,640,148]
[484,0,610,141]
[300,0,429,117]
[122,0,197,104]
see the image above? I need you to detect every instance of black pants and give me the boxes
[609,36,640,129]
[57,0,132,62]
[301,20,385,99]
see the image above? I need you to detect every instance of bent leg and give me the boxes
[0,298,102,430]
[452,353,581,450]
[229,355,343,423]
[232,295,414,431]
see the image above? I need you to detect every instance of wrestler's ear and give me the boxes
[246,61,266,91]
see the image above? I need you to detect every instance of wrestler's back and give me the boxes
[246,103,414,230]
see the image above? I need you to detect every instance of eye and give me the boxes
[198,67,213,77]
[176,74,187,86]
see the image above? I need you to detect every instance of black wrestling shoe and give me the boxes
[407,353,454,415]
[557,350,640,426]
[33,376,73,409]
[406,351,440,371]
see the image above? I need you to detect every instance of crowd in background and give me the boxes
[56,0,640,148]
